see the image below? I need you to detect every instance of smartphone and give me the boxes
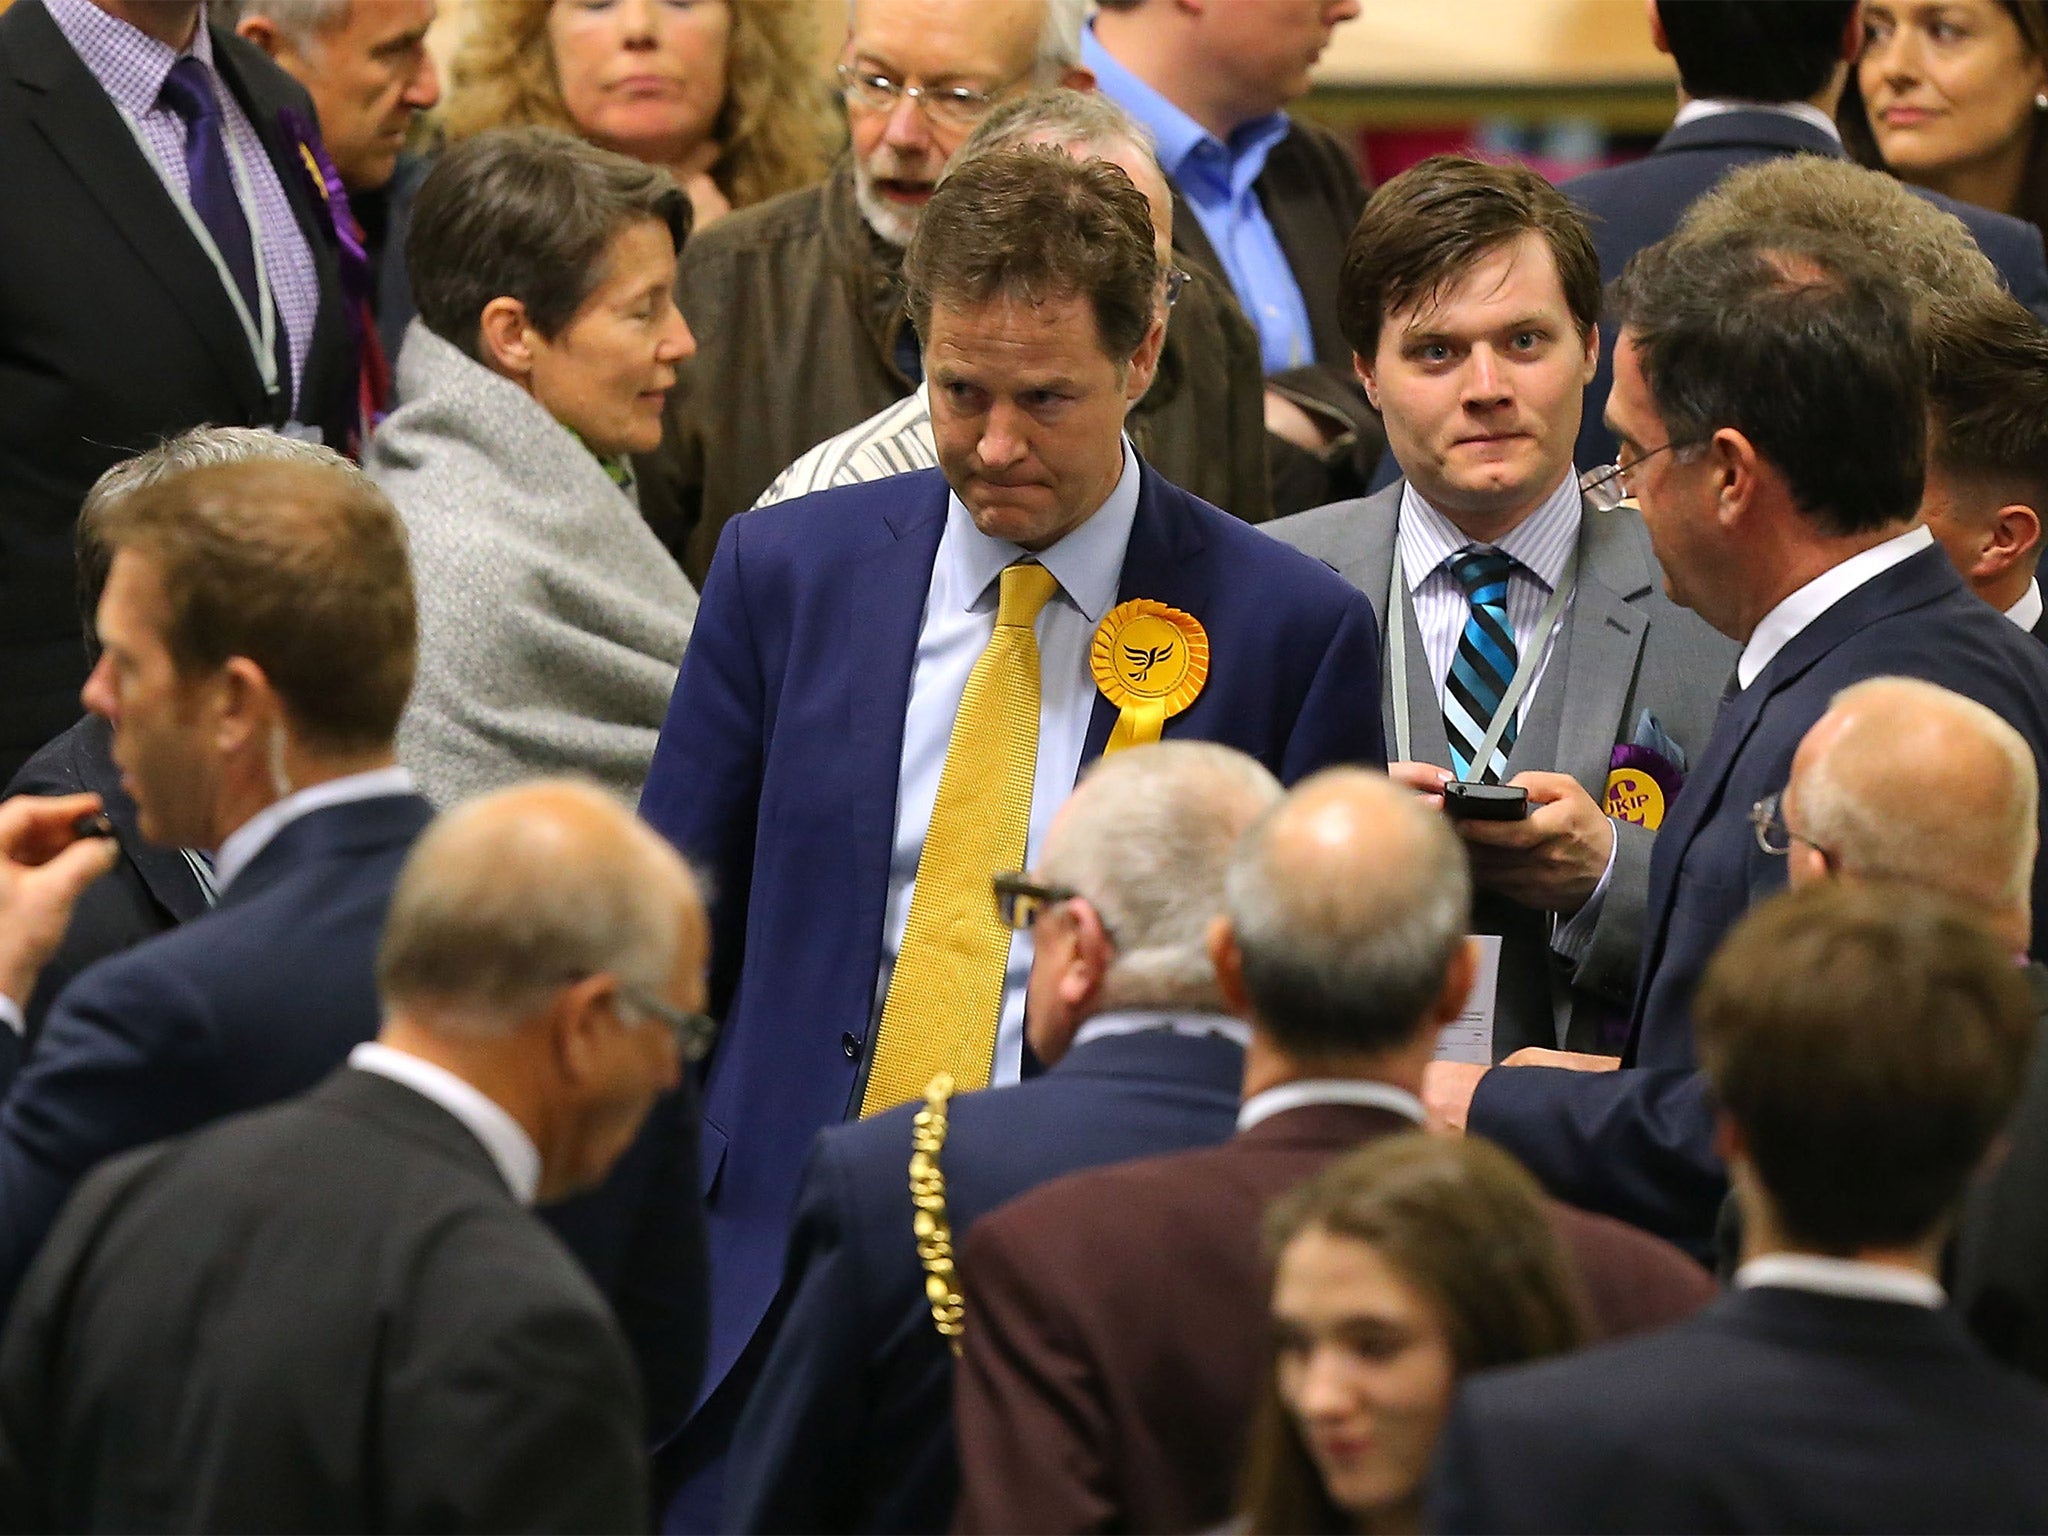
[1442,781,1530,821]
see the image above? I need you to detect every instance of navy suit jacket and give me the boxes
[722,1028,1243,1534]
[1430,1286,2048,1533]
[1564,109,2048,469]
[639,462,1384,1413]
[1471,547,2048,1254]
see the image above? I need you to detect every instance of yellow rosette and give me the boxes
[1603,767,1667,830]
[1091,599,1209,754]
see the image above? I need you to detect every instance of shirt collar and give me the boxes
[348,1042,542,1204]
[2008,578,2044,633]
[1237,1078,1427,1133]
[211,765,417,894]
[944,435,1142,625]
[1737,525,1934,689]
[1070,1009,1251,1051]
[1082,21,1290,193]
[1396,472,1582,596]
[1735,1253,1945,1309]
[1672,98,1844,146]
[46,0,216,121]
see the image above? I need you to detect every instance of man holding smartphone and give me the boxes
[1268,155,1734,1065]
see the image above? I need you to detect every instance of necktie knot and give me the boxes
[159,56,218,126]
[995,562,1059,630]
[1448,546,1514,603]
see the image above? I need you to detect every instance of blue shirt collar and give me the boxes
[945,436,1141,624]
[1083,22,1290,198]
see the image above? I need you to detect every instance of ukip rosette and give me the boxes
[1091,599,1210,753]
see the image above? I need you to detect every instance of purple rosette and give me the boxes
[1605,742,1684,828]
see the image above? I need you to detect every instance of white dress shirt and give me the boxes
[1070,1008,1251,1052]
[1672,98,1844,145]
[874,440,1143,1086]
[211,765,417,893]
[348,1042,541,1204]
[1736,1252,1945,1309]
[1737,526,1935,689]
[2009,579,2044,633]
[1236,1078,1427,1133]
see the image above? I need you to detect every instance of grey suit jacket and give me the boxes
[1267,483,1736,1053]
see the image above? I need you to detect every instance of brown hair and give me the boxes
[1926,288,2048,513]
[95,460,416,754]
[1840,0,2048,248]
[1240,1134,1587,1535]
[1337,154,1602,363]
[1695,882,2036,1254]
[904,144,1161,364]
[438,0,839,212]
[409,127,689,359]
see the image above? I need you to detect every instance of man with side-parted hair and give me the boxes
[1431,883,2048,1533]
[1269,155,1735,1064]
[639,145,1383,1520]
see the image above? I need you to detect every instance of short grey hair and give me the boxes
[77,426,354,660]
[211,0,349,45]
[1226,769,1472,1059]
[844,0,1084,76]
[1796,676,2039,918]
[1040,742,1281,1012]
[377,779,702,1037]
[954,87,1159,177]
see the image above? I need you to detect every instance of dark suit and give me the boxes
[2033,606,2048,646]
[0,0,356,778]
[0,1066,646,1533]
[1471,546,2048,1255]
[724,1027,1244,1535]
[1430,1285,2048,1534]
[1268,483,1737,1056]
[4,713,210,1037]
[638,460,1385,1480]
[1562,108,2048,469]
[952,1101,1716,1535]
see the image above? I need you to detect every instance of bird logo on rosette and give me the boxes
[1092,600,1209,753]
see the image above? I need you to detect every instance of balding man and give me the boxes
[0,782,704,1532]
[643,0,1269,577]
[953,769,1712,1536]
[726,742,1278,1534]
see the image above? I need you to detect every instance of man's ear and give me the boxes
[234,13,291,60]
[1579,321,1600,385]
[1708,426,1763,532]
[1124,313,1168,405]
[1353,349,1380,414]
[551,974,618,1089]
[1645,0,1670,55]
[210,656,277,760]
[1063,897,1117,1012]
[478,297,538,380]
[1207,915,1253,1016]
[1429,937,1479,1028]
[1059,64,1096,91]
[1982,502,2045,581]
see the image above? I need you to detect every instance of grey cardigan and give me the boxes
[369,324,697,807]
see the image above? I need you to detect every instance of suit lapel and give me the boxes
[8,1,268,415]
[1082,465,1210,762]
[1551,504,1651,794]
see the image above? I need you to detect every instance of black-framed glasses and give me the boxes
[836,61,1024,128]
[1749,792,1835,867]
[1163,267,1190,309]
[1578,439,1699,512]
[616,986,719,1064]
[992,871,1079,931]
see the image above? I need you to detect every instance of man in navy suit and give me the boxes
[1430,882,2048,1534]
[1563,0,2048,470]
[1423,224,2048,1258]
[722,742,1276,1534]
[639,147,1382,1525]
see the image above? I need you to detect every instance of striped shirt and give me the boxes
[1396,473,1582,738]
[754,386,937,508]
[46,0,319,408]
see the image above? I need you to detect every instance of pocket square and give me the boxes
[1606,713,1686,830]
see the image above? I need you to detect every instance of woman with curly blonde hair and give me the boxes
[441,0,840,228]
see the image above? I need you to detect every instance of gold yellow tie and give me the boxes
[861,561,1060,1117]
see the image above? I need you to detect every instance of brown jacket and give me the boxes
[639,157,1273,583]
[951,1102,1714,1535]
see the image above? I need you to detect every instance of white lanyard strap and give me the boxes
[115,85,283,412]
[1388,544,1578,773]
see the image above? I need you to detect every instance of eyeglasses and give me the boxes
[615,986,719,1063]
[836,61,1024,128]
[992,871,1079,931]
[1163,267,1190,309]
[1749,791,1836,867]
[1578,439,1698,512]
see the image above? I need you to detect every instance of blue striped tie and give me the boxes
[1445,547,1518,783]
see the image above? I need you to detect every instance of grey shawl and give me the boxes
[369,323,697,807]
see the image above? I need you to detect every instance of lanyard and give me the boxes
[1388,544,1578,772]
[116,85,284,415]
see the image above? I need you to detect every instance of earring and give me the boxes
[2036,90,2048,110]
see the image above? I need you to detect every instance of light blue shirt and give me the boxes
[874,440,1143,1086]
[1085,24,1316,376]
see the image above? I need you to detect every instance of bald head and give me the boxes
[1788,678,2038,943]
[378,779,705,1036]
[954,89,1175,263]
[1223,769,1471,1058]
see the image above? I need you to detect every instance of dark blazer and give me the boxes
[4,713,211,1036]
[0,1066,647,1534]
[1168,116,1381,512]
[0,0,357,777]
[638,461,1385,1426]
[1562,108,2048,469]
[1430,1285,2048,1534]
[724,1028,1244,1535]
[1267,483,1737,1056]
[2033,606,2048,645]
[951,1100,1716,1536]
[1470,546,2048,1255]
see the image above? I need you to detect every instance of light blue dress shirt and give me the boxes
[873,440,1143,1086]
[1085,24,1317,376]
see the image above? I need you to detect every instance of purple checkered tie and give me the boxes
[158,56,259,317]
